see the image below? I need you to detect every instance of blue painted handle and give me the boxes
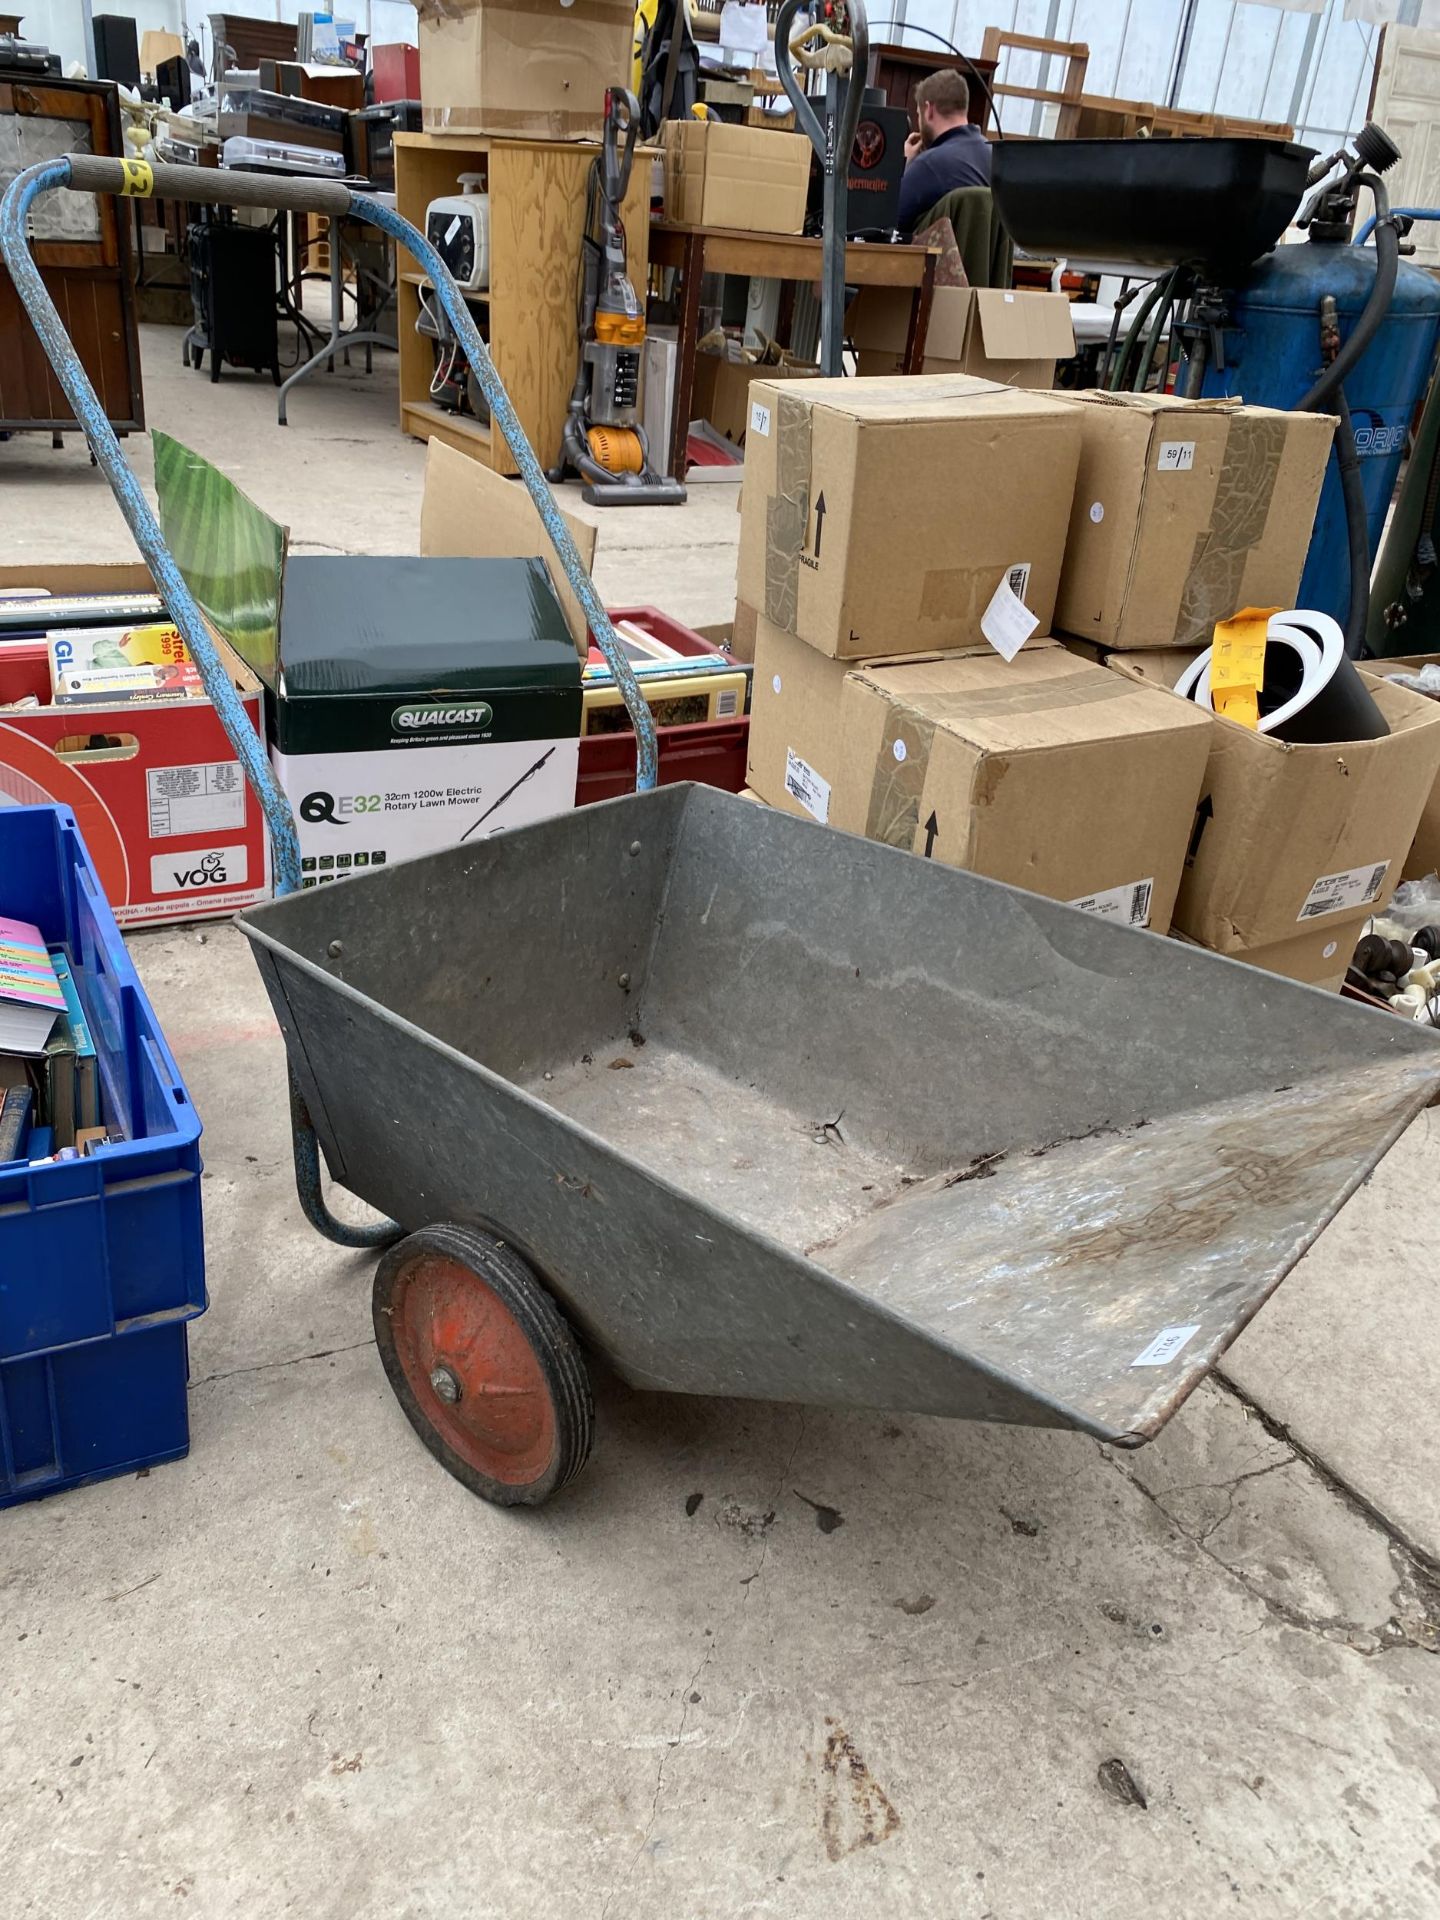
[0,156,668,1245]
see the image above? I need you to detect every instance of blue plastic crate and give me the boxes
[0,805,206,1506]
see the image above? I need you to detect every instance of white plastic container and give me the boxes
[425,173,489,292]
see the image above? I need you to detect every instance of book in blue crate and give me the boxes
[0,1082,31,1161]
[0,914,63,1055]
[44,947,99,1149]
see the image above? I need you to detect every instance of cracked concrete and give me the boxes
[4,321,1440,1918]
[1118,1383,1439,1657]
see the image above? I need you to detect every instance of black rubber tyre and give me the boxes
[372,1223,592,1507]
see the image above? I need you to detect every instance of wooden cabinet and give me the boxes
[0,74,143,433]
[394,131,651,478]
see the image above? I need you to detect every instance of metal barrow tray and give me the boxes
[238,785,1440,1504]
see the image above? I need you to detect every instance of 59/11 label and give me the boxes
[1156,440,1195,472]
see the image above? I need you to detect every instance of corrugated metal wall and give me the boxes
[890,0,1383,153]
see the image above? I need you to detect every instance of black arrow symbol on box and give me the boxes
[813,491,826,559]
[1186,793,1213,866]
[922,810,939,859]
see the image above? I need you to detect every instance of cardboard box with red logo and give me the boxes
[0,563,270,927]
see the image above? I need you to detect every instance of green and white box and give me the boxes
[253,556,580,886]
[151,435,584,887]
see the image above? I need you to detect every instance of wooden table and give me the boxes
[648,222,938,480]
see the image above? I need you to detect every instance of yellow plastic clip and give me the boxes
[118,158,154,198]
[1209,606,1279,731]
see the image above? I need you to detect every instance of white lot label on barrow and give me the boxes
[980,565,1038,662]
[150,844,249,896]
[1131,1324,1201,1369]
[749,400,772,438]
[1069,878,1154,928]
[1298,860,1390,921]
[147,761,247,839]
[784,747,830,823]
[1156,440,1195,473]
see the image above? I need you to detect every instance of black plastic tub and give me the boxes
[990,137,1315,276]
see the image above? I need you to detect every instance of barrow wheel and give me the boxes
[372,1223,592,1506]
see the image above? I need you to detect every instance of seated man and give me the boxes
[897,69,991,236]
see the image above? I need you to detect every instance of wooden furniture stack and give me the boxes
[976,26,1292,142]
[0,72,143,436]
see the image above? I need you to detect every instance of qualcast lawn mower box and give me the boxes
[263,555,581,886]
[151,434,581,884]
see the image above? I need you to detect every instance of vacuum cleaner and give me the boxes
[550,87,685,508]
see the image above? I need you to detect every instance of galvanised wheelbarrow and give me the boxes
[238,784,1440,1502]
[6,154,1440,1507]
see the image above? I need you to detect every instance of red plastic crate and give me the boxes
[577,606,749,806]
[577,717,748,806]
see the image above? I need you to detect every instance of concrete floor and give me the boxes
[5,323,1440,1920]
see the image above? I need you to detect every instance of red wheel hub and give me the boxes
[389,1247,557,1486]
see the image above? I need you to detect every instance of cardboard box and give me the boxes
[1107,649,1440,956]
[1172,921,1366,993]
[691,352,818,447]
[747,618,1211,928]
[729,601,759,665]
[417,0,634,141]
[737,374,1082,659]
[152,438,582,884]
[420,436,596,653]
[0,564,270,927]
[1054,393,1335,651]
[848,285,1077,389]
[1370,654,1440,880]
[661,119,812,233]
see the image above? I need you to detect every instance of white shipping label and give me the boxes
[784,747,830,823]
[147,760,247,839]
[1297,860,1390,921]
[150,844,249,896]
[981,566,1039,663]
[1156,440,1195,473]
[1131,1324,1201,1369]
[749,400,772,438]
[1069,878,1154,928]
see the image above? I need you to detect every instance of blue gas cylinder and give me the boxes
[1201,240,1440,621]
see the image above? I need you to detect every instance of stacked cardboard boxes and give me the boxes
[740,373,1220,930]
[1027,388,1440,987]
